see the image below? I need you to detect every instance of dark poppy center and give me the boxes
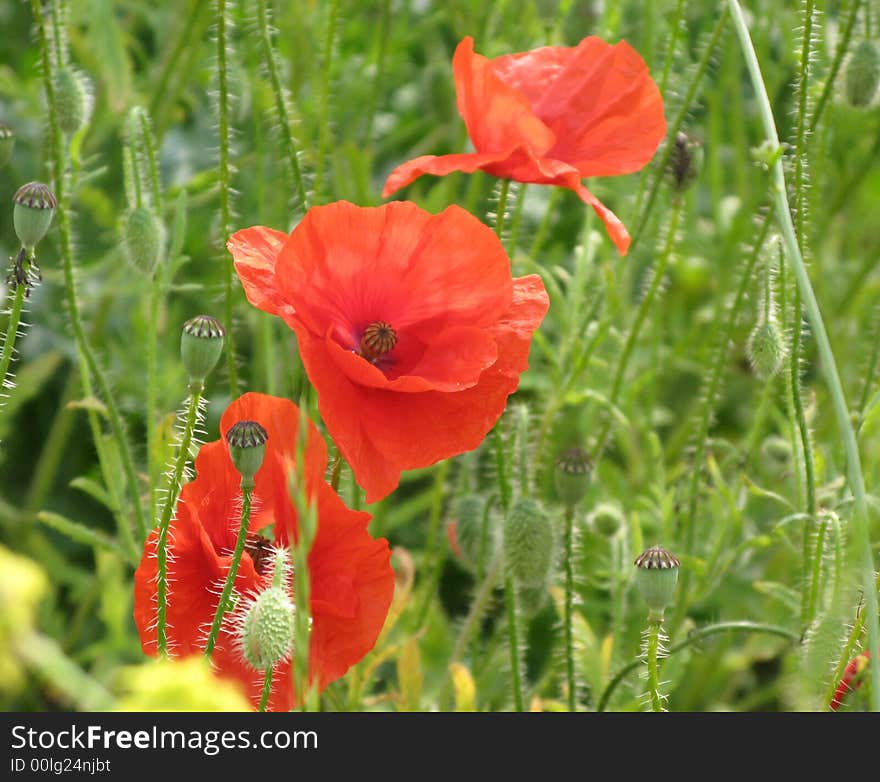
[359,321,397,359]
[245,532,274,576]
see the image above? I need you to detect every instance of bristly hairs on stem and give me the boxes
[312,0,341,204]
[30,0,146,552]
[728,0,880,711]
[254,0,310,215]
[630,8,728,253]
[214,0,240,399]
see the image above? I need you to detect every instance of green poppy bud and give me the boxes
[0,123,14,169]
[555,447,592,507]
[54,67,89,135]
[503,497,554,590]
[122,207,163,276]
[238,585,295,671]
[588,501,625,538]
[844,40,880,108]
[226,420,268,489]
[634,546,680,620]
[747,320,785,379]
[13,182,57,251]
[447,494,499,574]
[180,315,225,386]
[668,131,703,192]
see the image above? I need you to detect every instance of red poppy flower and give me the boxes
[829,651,872,711]
[133,392,395,711]
[228,200,549,503]
[382,36,666,255]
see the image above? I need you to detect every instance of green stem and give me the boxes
[507,184,527,255]
[594,198,683,455]
[313,0,340,202]
[364,0,391,145]
[646,619,663,712]
[809,0,863,134]
[529,188,561,259]
[215,0,239,398]
[156,384,204,656]
[504,572,525,712]
[204,485,253,658]
[0,260,28,394]
[412,460,450,630]
[728,0,879,712]
[256,0,309,211]
[32,0,146,547]
[258,666,274,712]
[494,179,511,239]
[563,505,577,712]
[147,281,159,525]
[630,9,728,254]
[597,620,798,711]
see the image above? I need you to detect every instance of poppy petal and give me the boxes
[227,226,296,319]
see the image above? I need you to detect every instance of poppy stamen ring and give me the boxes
[360,321,397,359]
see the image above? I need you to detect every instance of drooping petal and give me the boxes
[227,226,296,320]
[382,151,512,198]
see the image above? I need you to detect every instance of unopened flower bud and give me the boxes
[54,67,89,135]
[0,124,14,169]
[503,498,554,590]
[747,320,785,379]
[844,40,880,108]
[180,315,225,386]
[446,494,498,573]
[13,182,57,251]
[555,447,592,507]
[122,207,163,276]
[589,501,625,538]
[668,131,703,192]
[239,585,295,671]
[634,546,680,619]
[226,420,268,489]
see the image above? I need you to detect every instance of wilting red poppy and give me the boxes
[229,200,549,503]
[382,36,666,255]
[133,393,395,711]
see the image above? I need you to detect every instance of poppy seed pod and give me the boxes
[122,207,163,276]
[503,497,554,590]
[225,420,268,489]
[555,447,593,507]
[239,585,295,671]
[844,40,879,108]
[0,124,14,168]
[54,67,89,135]
[180,315,225,386]
[634,546,680,619]
[747,320,785,380]
[13,182,57,251]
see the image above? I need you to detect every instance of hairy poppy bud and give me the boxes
[54,67,90,135]
[634,546,680,620]
[668,131,703,192]
[180,315,225,386]
[747,320,785,379]
[447,494,499,573]
[226,420,268,489]
[238,584,295,671]
[589,501,626,538]
[122,207,163,276]
[0,123,14,169]
[13,182,57,251]
[503,498,554,590]
[844,40,880,108]
[555,447,592,507]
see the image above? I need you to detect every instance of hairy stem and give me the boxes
[204,485,253,658]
